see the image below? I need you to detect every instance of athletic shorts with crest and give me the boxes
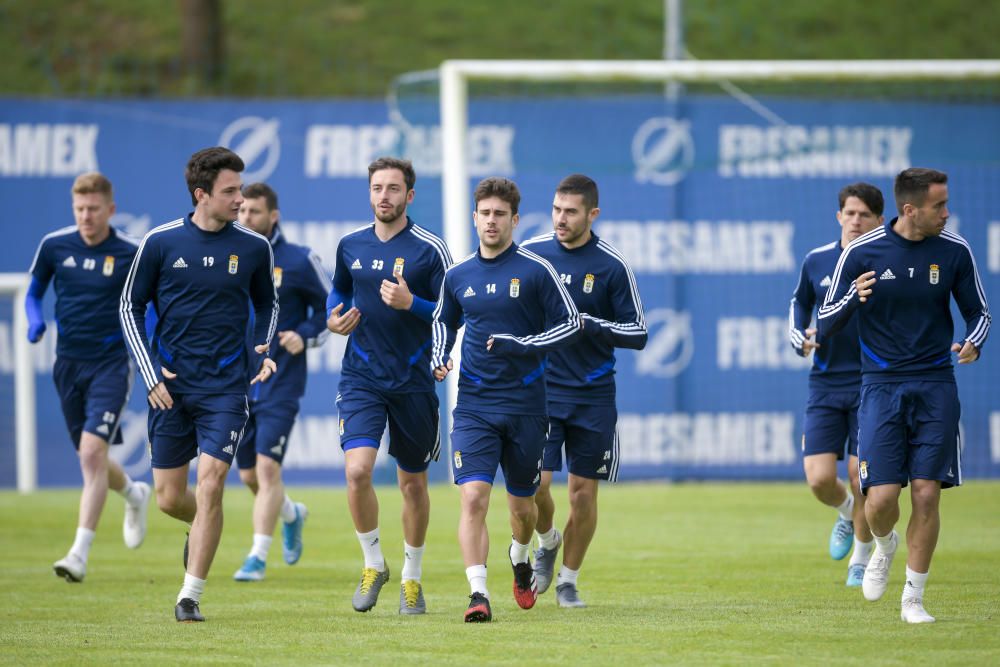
[336,383,440,473]
[802,390,859,459]
[857,380,961,493]
[543,401,619,481]
[53,355,133,449]
[235,399,299,470]
[450,409,548,497]
[148,392,249,469]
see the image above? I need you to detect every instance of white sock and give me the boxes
[249,533,272,561]
[903,566,929,601]
[280,495,297,523]
[849,538,875,566]
[177,573,206,604]
[466,564,488,597]
[873,530,897,554]
[834,492,854,521]
[117,476,142,506]
[536,527,559,550]
[357,528,385,571]
[556,565,579,587]
[69,527,96,562]
[401,542,424,582]
[509,537,530,565]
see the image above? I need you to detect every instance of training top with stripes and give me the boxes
[249,225,329,403]
[120,214,277,395]
[432,242,581,415]
[520,232,647,404]
[788,239,862,392]
[817,218,990,383]
[328,218,452,393]
[29,226,139,361]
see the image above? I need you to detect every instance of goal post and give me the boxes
[0,273,36,493]
[440,59,1000,259]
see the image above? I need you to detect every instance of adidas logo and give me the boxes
[96,424,109,435]
[879,268,896,280]
[271,444,283,455]
[463,286,476,298]
[350,259,362,270]
[596,465,608,474]
[223,444,234,455]
[820,275,832,287]
[62,256,77,268]
[173,257,188,269]
[947,468,954,478]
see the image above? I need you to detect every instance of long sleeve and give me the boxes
[817,249,861,340]
[789,259,815,355]
[431,273,461,369]
[327,240,354,316]
[488,262,580,356]
[579,260,647,350]
[952,242,991,350]
[250,243,278,349]
[119,236,161,392]
[25,276,48,342]
[295,250,331,348]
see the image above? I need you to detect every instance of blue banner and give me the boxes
[1,95,997,486]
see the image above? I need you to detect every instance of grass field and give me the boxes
[1,481,998,665]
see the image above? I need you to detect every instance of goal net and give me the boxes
[0,273,36,492]
[398,59,1000,481]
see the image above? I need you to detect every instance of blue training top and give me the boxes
[28,225,139,361]
[249,225,329,404]
[818,218,990,383]
[432,242,581,416]
[521,232,647,405]
[788,239,862,392]
[120,214,278,395]
[328,218,452,393]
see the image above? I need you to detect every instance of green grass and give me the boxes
[1,482,999,664]
[1,0,999,97]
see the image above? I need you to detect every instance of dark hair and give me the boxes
[837,182,884,217]
[368,156,416,191]
[185,147,244,205]
[242,182,278,211]
[556,174,599,211]
[894,168,948,215]
[473,177,521,215]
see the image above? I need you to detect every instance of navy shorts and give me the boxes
[235,399,299,470]
[53,355,133,449]
[337,384,440,473]
[148,392,249,469]
[802,390,860,459]
[450,409,548,497]
[857,381,961,492]
[543,401,619,481]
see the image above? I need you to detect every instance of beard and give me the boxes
[374,202,406,224]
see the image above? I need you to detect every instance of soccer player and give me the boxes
[120,147,278,622]
[432,176,580,623]
[326,157,452,614]
[231,182,329,581]
[27,172,151,583]
[818,168,990,623]
[521,174,647,608]
[788,183,882,586]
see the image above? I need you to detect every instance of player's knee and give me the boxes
[239,467,258,490]
[509,502,536,527]
[256,458,282,487]
[805,470,837,495]
[156,487,185,515]
[909,482,941,515]
[398,475,427,503]
[568,485,597,514]
[344,460,373,489]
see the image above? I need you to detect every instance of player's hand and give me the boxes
[251,357,277,384]
[254,344,270,355]
[148,368,176,410]
[854,271,876,303]
[327,302,361,335]
[27,322,46,343]
[801,327,820,356]
[380,272,414,310]
[486,336,494,351]
[278,330,305,355]
[433,359,453,382]
[952,340,980,364]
